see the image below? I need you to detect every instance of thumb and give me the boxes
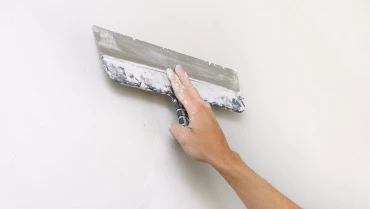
[169,122,189,143]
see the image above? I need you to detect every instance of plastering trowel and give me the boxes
[92,26,244,126]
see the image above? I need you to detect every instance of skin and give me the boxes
[166,65,301,209]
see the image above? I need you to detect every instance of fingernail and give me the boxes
[175,65,183,73]
[166,68,173,78]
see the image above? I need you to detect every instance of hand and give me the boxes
[167,66,301,209]
[166,65,234,166]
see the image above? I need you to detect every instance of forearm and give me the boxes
[212,152,301,209]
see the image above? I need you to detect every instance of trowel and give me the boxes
[92,26,244,126]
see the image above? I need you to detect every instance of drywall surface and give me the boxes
[0,0,369,208]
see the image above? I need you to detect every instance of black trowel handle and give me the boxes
[170,94,189,127]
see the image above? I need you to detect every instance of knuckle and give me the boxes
[204,102,211,108]
[193,103,202,111]
[190,106,199,115]
[177,132,189,143]
[197,102,206,109]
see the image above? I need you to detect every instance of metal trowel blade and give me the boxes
[92,25,245,112]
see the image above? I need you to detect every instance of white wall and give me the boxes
[1,0,369,208]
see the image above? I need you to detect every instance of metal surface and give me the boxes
[92,26,245,112]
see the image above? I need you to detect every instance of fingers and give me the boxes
[167,68,195,111]
[174,65,203,101]
[174,65,191,88]
[169,122,191,144]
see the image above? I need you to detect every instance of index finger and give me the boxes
[166,68,196,112]
[174,65,203,102]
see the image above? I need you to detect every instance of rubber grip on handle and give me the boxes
[170,94,189,127]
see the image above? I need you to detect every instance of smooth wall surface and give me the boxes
[1,0,369,208]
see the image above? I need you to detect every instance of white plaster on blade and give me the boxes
[102,55,245,112]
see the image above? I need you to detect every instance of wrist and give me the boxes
[210,150,242,172]
[211,151,253,185]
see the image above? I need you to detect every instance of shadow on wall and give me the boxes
[104,74,157,105]
[213,105,244,123]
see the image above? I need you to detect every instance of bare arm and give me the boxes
[166,65,301,209]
